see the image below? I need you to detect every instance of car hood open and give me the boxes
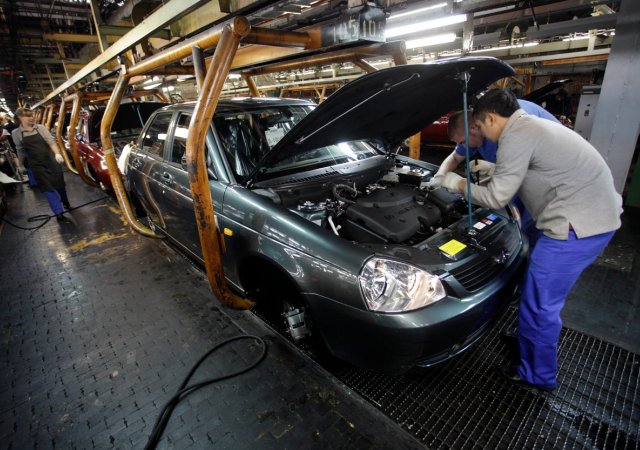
[248,56,515,182]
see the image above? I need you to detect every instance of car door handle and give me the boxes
[161,172,174,184]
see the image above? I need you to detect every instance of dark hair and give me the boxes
[447,110,472,137]
[473,89,519,122]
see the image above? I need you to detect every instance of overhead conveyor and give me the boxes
[99,16,324,309]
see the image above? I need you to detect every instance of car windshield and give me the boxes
[213,104,379,180]
[263,141,379,178]
[213,104,312,179]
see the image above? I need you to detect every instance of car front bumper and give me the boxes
[305,241,528,374]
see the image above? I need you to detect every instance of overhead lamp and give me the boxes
[385,14,467,39]
[143,83,162,90]
[405,32,457,49]
[562,35,590,42]
[388,2,447,21]
[228,73,242,79]
[471,41,539,53]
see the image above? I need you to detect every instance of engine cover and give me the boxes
[344,185,441,243]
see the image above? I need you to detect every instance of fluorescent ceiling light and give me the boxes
[385,14,467,39]
[471,41,539,53]
[143,83,162,90]
[228,73,242,79]
[388,2,447,21]
[406,32,457,49]
[562,35,590,41]
[474,5,515,17]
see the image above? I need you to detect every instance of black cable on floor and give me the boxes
[144,335,267,450]
[0,196,109,231]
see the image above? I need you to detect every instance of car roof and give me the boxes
[154,97,315,114]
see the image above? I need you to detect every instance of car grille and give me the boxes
[449,227,521,292]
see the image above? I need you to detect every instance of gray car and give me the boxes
[125,57,527,373]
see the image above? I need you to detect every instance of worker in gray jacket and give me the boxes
[441,89,622,391]
[12,108,70,220]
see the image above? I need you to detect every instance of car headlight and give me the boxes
[359,257,446,313]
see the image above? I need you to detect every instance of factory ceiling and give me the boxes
[0,0,620,112]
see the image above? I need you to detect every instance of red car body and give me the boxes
[76,102,166,190]
[420,113,451,144]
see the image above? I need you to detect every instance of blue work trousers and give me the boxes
[517,229,615,389]
[43,188,69,215]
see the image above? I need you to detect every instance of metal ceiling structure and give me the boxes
[0,0,623,112]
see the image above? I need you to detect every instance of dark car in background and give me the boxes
[77,102,166,190]
[125,58,528,373]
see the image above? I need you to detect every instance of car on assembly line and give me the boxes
[76,102,166,190]
[124,57,528,374]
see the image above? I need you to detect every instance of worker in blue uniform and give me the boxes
[440,89,622,391]
[429,99,558,243]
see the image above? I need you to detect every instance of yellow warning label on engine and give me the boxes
[439,239,467,256]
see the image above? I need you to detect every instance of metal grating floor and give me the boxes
[259,307,640,450]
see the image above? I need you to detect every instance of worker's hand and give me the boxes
[441,172,465,193]
[427,173,445,189]
[470,160,495,178]
[55,153,64,164]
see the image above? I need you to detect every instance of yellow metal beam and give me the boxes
[42,33,120,44]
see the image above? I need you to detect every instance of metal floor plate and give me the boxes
[260,307,640,450]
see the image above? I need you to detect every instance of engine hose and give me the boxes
[332,184,358,204]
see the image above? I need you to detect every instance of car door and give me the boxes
[128,111,174,226]
[156,111,226,259]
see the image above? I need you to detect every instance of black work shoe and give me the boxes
[499,332,520,363]
[494,364,555,392]
[56,213,65,221]
[63,202,71,210]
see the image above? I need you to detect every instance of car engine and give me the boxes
[288,163,470,245]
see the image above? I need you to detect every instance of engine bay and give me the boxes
[279,162,473,245]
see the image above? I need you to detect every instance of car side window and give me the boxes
[141,112,172,157]
[170,113,190,165]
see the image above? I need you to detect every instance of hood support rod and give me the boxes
[460,71,476,236]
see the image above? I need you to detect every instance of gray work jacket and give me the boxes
[468,109,622,240]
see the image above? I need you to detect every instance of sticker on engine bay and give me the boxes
[439,239,467,256]
[473,222,487,230]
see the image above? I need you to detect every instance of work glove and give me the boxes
[470,160,495,181]
[427,173,445,189]
[55,153,65,164]
[441,172,464,193]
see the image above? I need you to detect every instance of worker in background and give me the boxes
[440,89,622,391]
[0,113,18,152]
[429,99,558,242]
[12,108,71,220]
